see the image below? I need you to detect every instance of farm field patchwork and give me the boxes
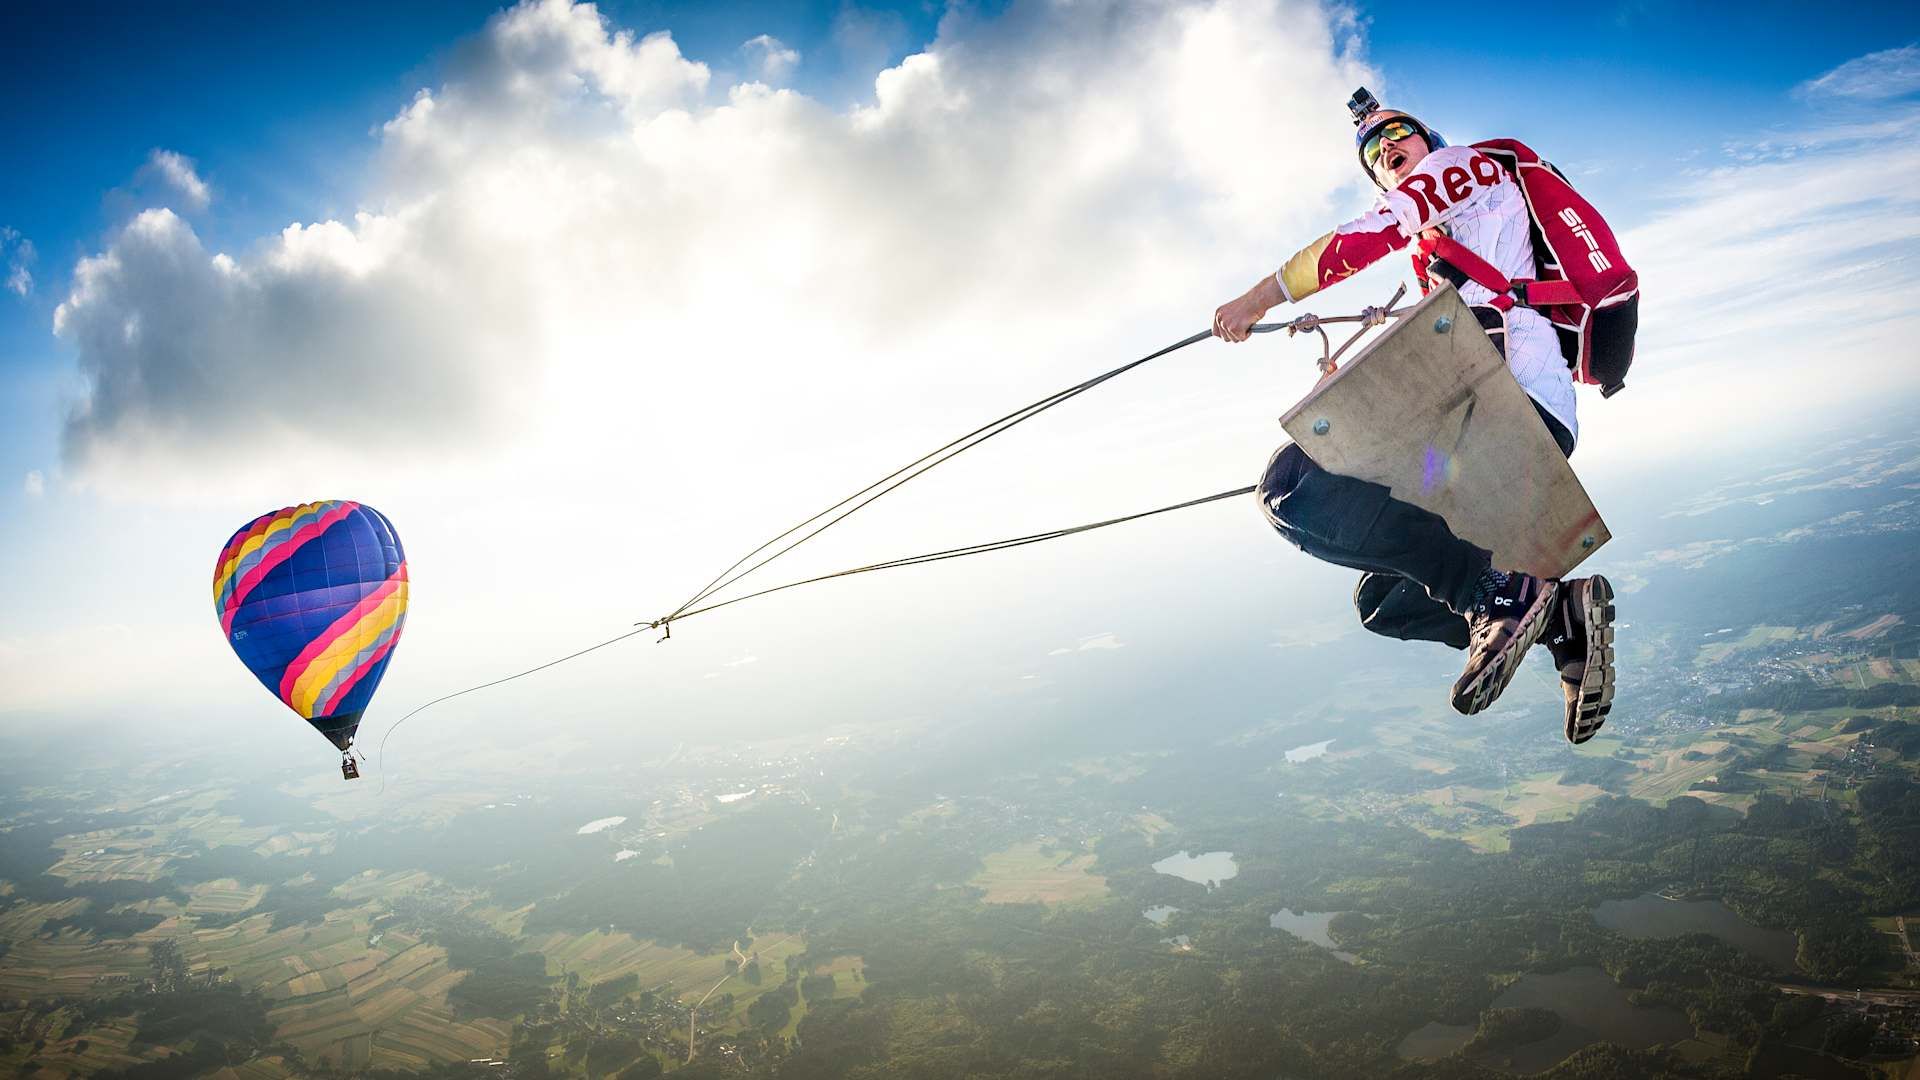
[0,926,149,999]
[3,1016,153,1077]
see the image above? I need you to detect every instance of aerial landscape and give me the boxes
[4,1,1920,1078]
[2,422,1917,1077]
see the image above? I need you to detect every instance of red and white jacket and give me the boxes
[1275,145,1577,441]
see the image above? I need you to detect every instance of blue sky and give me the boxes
[2,0,1918,764]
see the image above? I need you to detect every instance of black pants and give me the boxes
[1258,375,1575,651]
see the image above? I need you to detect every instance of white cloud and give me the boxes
[1627,126,1920,352]
[52,0,1372,499]
[741,34,799,83]
[1798,43,1920,101]
[1,226,32,296]
[23,470,45,497]
[54,207,537,485]
[140,149,212,210]
[1582,103,1920,470]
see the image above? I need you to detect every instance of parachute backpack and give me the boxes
[1419,139,1640,397]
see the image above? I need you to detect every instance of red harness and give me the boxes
[1415,139,1639,397]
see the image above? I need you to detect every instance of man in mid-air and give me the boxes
[1211,92,1614,743]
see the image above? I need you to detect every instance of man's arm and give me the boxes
[1214,210,1409,342]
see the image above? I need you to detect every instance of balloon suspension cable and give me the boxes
[373,290,1408,787]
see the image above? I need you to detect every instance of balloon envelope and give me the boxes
[213,501,408,752]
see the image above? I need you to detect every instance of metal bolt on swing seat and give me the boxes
[1433,316,1453,333]
[1581,535,1596,550]
[1312,418,1330,436]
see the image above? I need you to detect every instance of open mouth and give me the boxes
[1384,149,1408,173]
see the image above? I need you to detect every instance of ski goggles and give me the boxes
[1362,120,1423,169]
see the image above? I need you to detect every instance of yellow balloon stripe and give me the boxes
[287,584,409,718]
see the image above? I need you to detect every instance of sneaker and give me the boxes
[1545,575,1615,744]
[1451,571,1559,715]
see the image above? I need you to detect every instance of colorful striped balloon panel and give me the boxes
[212,501,408,751]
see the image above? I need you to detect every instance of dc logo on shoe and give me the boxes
[1494,595,1514,607]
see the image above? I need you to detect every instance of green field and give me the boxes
[970,842,1108,906]
[768,954,868,1041]
[699,934,811,1030]
[182,879,270,917]
[534,927,736,991]
[536,928,811,1018]
[1696,625,1799,666]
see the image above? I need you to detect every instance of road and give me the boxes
[1775,983,1920,1008]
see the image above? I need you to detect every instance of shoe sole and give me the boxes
[1452,578,1560,716]
[1566,575,1616,744]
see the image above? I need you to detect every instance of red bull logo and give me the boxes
[1396,152,1506,225]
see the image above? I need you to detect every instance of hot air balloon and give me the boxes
[212,501,408,780]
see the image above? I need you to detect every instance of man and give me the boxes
[1211,94,1614,743]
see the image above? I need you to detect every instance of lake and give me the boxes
[1142,905,1179,925]
[1480,966,1693,1073]
[1151,851,1238,889]
[1397,1022,1474,1062]
[1285,739,1333,763]
[1591,893,1800,971]
[1268,909,1358,964]
[1396,966,1695,1069]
